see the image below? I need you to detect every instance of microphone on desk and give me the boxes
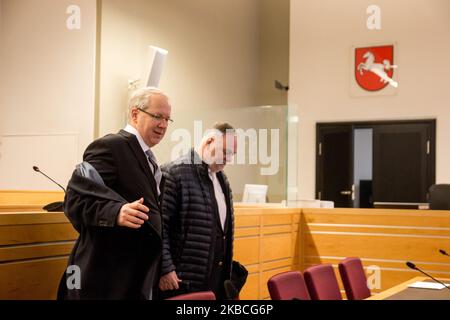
[406,261,450,291]
[439,249,450,257]
[32,166,65,212]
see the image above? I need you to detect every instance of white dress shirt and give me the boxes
[208,169,227,230]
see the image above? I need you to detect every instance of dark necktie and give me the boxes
[145,150,161,195]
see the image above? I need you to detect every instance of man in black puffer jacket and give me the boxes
[159,123,236,300]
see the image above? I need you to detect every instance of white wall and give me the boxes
[289,0,450,199]
[0,0,291,196]
[258,0,290,106]
[99,0,261,136]
[0,0,97,190]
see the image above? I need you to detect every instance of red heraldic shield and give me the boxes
[355,45,395,91]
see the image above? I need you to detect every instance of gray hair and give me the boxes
[201,122,235,145]
[128,87,167,116]
[212,122,235,135]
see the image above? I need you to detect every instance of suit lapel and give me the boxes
[119,130,162,238]
[119,130,159,197]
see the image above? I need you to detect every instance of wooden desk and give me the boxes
[0,190,64,212]
[367,276,450,300]
[2,194,450,300]
[0,211,77,299]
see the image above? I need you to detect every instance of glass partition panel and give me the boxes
[152,104,298,204]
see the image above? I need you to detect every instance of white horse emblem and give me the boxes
[357,51,398,88]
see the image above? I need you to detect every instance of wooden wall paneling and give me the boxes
[0,256,69,299]
[0,212,76,300]
[302,208,450,294]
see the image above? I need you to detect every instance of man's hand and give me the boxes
[116,197,149,229]
[159,271,182,291]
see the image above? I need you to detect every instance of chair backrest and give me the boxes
[304,264,342,300]
[338,257,371,300]
[267,271,311,300]
[166,291,216,300]
[429,184,450,210]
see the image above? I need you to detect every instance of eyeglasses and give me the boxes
[137,107,174,124]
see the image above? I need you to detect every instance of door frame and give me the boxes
[316,119,436,207]
[316,123,355,207]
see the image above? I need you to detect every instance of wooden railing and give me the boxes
[0,190,64,212]
[1,192,450,300]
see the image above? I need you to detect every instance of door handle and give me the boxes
[341,185,355,201]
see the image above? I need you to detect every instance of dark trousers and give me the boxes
[210,263,227,300]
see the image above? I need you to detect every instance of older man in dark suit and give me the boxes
[58,87,172,300]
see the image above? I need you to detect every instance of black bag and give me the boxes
[224,260,248,299]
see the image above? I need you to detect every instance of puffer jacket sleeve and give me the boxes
[160,165,180,275]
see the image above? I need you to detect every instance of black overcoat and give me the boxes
[57,130,163,300]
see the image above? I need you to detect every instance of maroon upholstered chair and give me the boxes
[338,257,371,300]
[166,291,216,300]
[304,264,342,300]
[267,271,311,300]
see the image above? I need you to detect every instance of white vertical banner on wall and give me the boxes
[128,45,168,105]
[146,45,168,88]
